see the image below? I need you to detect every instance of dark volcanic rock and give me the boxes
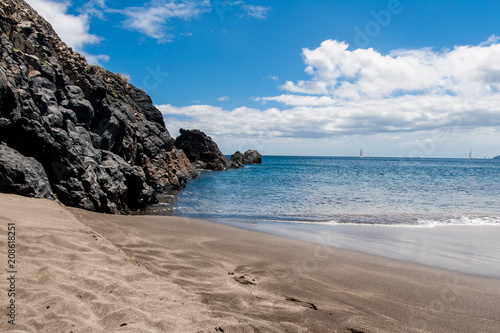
[0,0,197,213]
[174,129,232,171]
[230,151,244,168]
[242,150,262,165]
[0,144,54,199]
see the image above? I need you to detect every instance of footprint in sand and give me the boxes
[346,329,366,333]
[229,273,256,285]
[285,297,318,310]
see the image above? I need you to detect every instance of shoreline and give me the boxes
[201,217,500,279]
[1,193,500,332]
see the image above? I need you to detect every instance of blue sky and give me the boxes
[26,0,500,157]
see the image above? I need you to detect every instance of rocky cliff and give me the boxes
[0,0,197,213]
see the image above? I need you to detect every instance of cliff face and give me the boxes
[0,0,197,213]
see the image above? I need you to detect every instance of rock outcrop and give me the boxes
[230,149,263,167]
[0,143,54,199]
[242,149,262,165]
[0,0,197,213]
[174,129,232,170]
[230,151,244,168]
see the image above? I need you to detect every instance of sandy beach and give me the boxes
[1,193,500,333]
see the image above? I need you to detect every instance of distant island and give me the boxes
[493,155,500,160]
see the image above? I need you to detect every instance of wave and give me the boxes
[161,211,500,228]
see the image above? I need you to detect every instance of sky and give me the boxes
[25,0,500,158]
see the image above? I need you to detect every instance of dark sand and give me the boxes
[1,193,500,332]
[214,219,500,278]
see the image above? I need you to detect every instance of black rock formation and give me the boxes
[230,150,262,167]
[242,150,262,165]
[0,0,197,213]
[174,129,232,170]
[0,143,54,199]
[230,151,244,168]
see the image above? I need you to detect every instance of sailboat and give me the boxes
[468,149,473,160]
[360,149,363,158]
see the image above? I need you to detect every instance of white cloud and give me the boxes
[263,75,279,81]
[159,104,286,138]
[81,52,110,66]
[210,0,271,21]
[118,1,270,41]
[160,94,500,140]
[479,35,500,47]
[26,0,100,50]
[240,4,271,19]
[81,0,107,20]
[160,37,500,155]
[256,94,337,107]
[217,96,230,101]
[25,0,109,65]
[120,0,211,42]
[281,38,500,100]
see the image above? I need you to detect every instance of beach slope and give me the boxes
[1,193,499,332]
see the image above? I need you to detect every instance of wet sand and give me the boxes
[213,219,500,278]
[1,193,499,332]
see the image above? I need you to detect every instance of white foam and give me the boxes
[417,215,500,227]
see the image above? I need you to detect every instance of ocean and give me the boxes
[148,156,500,227]
[145,156,500,277]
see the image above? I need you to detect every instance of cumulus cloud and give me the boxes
[161,37,500,147]
[25,0,108,65]
[281,38,500,100]
[256,95,337,107]
[159,104,288,138]
[161,94,500,140]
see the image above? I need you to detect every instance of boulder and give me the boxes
[242,149,262,165]
[174,129,232,171]
[0,144,54,199]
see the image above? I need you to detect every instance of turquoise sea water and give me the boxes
[145,156,500,277]
[149,156,500,227]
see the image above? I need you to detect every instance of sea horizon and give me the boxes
[227,154,499,160]
[147,155,500,226]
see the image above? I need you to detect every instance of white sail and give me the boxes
[469,149,473,160]
[360,149,363,158]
